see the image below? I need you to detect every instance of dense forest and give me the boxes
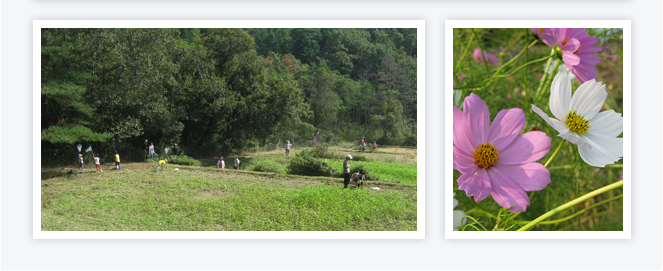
[41,28,417,164]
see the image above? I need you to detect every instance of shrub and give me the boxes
[147,154,199,166]
[299,144,342,160]
[286,155,338,177]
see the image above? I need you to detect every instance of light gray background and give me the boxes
[2,0,661,270]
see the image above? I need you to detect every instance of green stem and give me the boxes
[455,29,476,73]
[517,180,624,231]
[544,140,565,168]
[472,29,491,75]
[490,56,553,80]
[534,48,556,99]
[516,194,623,225]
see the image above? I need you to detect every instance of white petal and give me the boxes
[531,104,568,133]
[569,79,607,119]
[558,131,590,148]
[584,132,623,158]
[588,110,623,138]
[577,134,623,167]
[453,197,459,208]
[549,72,571,120]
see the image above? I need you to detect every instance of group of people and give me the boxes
[78,151,121,173]
[217,155,242,170]
[342,155,368,188]
[359,137,378,152]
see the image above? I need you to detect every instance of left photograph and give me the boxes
[36,21,424,238]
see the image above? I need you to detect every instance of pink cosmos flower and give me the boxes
[473,48,499,66]
[454,93,552,213]
[531,28,556,47]
[552,28,602,83]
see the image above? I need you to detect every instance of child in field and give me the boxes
[218,156,225,169]
[234,155,241,170]
[156,158,168,172]
[78,154,84,172]
[94,154,102,173]
[372,141,377,151]
[352,169,368,188]
[115,152,121,170]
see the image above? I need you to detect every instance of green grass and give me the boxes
[41,163,416,231]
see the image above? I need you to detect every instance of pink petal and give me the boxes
[493,163,551,191]
[457,167,492,201]
[463,93,490,146]
[496,131,551,165]
[453,145,477,174]
[486,168,531,213]
[486,108,526,151]
[563,52,581,67]
[453,107,476,154]
[562,38,581,53]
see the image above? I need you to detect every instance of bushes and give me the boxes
[286,155,338,177]
[147,154,199,166]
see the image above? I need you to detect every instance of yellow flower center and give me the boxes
[565,110,591,134]
[539,28,546,33]
[474,142,498,169]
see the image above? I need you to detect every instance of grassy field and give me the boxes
[41,144,417,231]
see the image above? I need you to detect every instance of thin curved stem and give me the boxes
[516,194,623,225]
[517,180,624,231]
[544,140,565,168]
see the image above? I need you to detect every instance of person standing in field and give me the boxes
[156,158,168,172]
[143,140,149,160]
[372,141,377,151]
[173,143,179,155]
[94,154,102,173]
[360,137,366,152]
[78,154,84,172]
[149,142,155,158]
[343,155,353,188]
[286,140,292,155]
[218,156,225,169]
[115,151,121,170]
[234,155,241,170]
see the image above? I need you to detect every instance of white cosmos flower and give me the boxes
[532,72,623,167]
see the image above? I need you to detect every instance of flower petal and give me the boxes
[486,167,530,213]
[453,145,477,174]
[577,134,623,167]
[453,107,476,153]
[569,79,607,119]
[549,72,572,120]
[558,131,590,148]
[588,110,623,138]
[531,104,569,133]
[493,163,551,191]
[486,108,526,151]
[496,131,551,165]
[457,167,492,201]
[463,93,490,146]
[563,51,581,66]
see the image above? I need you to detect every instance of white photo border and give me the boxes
[445,20,631,239]
[34,20,425,239]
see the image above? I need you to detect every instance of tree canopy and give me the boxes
[41,28,417,164]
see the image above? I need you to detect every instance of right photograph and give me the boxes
[447,21,630,236]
